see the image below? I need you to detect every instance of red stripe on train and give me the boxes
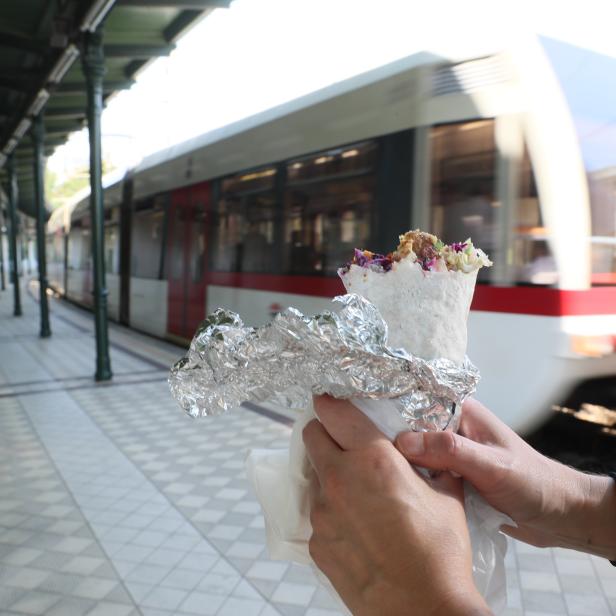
[206,272,616,316]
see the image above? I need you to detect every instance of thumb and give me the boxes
[395,430,502,492]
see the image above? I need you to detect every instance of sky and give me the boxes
[48,0,616,181]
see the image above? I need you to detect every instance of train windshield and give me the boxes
[541,36,616,285]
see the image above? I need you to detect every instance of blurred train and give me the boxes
[47,36,616,433]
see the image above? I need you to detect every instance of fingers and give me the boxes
[303,417,341,481]
[459,398,514,446]
[395,429,508,493]
[313,395,388,451]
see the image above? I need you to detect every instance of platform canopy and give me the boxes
[0,0,230,219]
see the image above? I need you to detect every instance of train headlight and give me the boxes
[570,334,614,358]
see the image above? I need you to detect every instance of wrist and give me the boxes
[430,584,492,616]
[554,467,616,559]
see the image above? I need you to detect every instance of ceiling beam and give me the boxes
[104,44,175,58]
[45,107,86,120]
[0,31,46,55]
[45,124,83,137]
[57,79,135,95]
[117,0,230,7]
[43,137,66,147]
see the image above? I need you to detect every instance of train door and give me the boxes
[166,183,210,340]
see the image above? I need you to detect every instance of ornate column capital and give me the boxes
[81,28,106,85]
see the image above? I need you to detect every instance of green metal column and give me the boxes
[0,212,6,291]
[32,114,52,338]
[82,28,112,381]
[6,155,22,316]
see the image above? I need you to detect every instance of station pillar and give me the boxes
[0,211,6,291]
[6,155,22,316]
[32,114,52,338]
[81,28,112,381]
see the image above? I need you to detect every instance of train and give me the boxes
[46,35,616,434]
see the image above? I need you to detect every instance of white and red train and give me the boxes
[47,36,616,433]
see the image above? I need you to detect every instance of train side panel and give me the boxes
[129,277,169,337]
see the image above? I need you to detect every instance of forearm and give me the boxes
[552,468,616,559]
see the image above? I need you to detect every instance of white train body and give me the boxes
[47,36,616,433]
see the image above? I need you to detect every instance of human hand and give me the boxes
[303,395,492,616]
[396,398,616,559]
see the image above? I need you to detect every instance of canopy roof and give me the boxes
[0,0,229,218]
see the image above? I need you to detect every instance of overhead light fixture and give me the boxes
[341,149,359,158]
[14,119,32,140]
[80,0,117,32]
[27,89,50,117]
[48,45,79,84]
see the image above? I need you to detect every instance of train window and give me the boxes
[68,228,90,271]
[210,168,277,273]
[284,142,376,275]
[287,141,377,184]
[104,226,119,275]
[589,172,616,285]
[512,148,557,285]
[284,191,374,275]
[429,120,496,281]
[169,208,187,280]
[190,205,206,282]
[131,203,165,279]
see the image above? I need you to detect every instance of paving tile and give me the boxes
[161,568,205,591]
[519,571,561,592]
[62,555,107,576]
[555,556,595,576]
[247,561,290,582]
[45,597,98,616]
[141,585,188,610]
[558,573,603,594]
[178,589,227,615]
[217,596,266,616]
[8,589,61,615]
[85,602,135,616]
[564,591,612,615]
[37,571,83,594]
[0,585,28,610]
[517,553,557,573]
[272,581,317,607]
[126,563,171,586]
[72,578,118,600]
[521,589,567,613]
[2,547,44,566]
[3,566,50,589]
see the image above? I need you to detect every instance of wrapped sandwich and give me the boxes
[169,229,510,612]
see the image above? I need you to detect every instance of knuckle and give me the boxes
[434,430,459,459]
[365,445,395,474]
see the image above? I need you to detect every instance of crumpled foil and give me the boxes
[168,294,480,432]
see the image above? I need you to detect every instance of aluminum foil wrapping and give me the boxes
[168,294,480,432]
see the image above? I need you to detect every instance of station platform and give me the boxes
[0,283,615,616]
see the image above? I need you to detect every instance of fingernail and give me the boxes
[397,432,425,456]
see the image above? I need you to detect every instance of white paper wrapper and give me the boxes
[246,402,512,614]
